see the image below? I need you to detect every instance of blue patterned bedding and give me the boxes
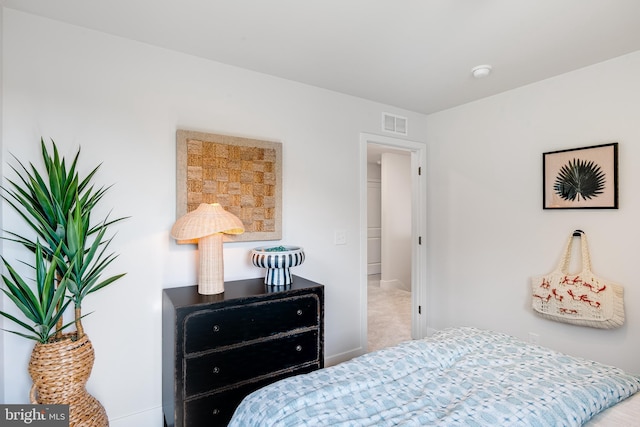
[229,327,640,426]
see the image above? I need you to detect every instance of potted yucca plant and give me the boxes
[0,139,127,427]
[1,242,72,343]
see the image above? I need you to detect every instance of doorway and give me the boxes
[367,147,412,352]
[359,133,427,354]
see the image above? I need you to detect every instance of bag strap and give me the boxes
[554,230,592,274]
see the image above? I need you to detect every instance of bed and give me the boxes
[229,327,640,426]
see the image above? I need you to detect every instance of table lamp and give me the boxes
[171,203,244,294]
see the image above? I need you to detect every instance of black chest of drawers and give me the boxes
[162,276,324,427]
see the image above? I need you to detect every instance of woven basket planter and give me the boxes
[29,333,108,427]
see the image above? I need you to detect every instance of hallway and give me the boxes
[367,274,412,352]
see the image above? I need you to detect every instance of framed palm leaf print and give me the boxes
[543,143,618,209]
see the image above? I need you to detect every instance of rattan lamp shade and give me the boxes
[171,203,244,294]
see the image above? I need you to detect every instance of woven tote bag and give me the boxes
[531,231,624,329]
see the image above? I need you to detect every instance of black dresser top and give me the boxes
[163,276,323,308]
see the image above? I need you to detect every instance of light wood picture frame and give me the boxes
[176,129,282,241]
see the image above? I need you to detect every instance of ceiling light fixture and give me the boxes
[471,65,492,79]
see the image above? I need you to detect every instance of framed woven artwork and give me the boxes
[176,129,282,241]
[543,142,618,209]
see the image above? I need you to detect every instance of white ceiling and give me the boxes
[3,0,640,115]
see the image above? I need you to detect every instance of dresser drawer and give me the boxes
[183,294,319,354]
[185,330,319,397]
[184,364,318,427]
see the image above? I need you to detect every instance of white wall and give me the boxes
[380,152,411,291]
[0,5,4,405]
[426,49,640,375]
[5,6,640,425]
[0,9,429,425]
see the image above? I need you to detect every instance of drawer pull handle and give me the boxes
[212,367,220,374]
[212,409,220,416]
[295,345,303,352]
[212,325,220,332]
[296,309,303,316]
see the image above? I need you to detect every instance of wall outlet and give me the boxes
[528,332,540,345]
[334,230,347,245]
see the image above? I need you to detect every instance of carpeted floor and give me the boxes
[367,276,412,352]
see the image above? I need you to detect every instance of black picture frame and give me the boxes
[543,142,618,209]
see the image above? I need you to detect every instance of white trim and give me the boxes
[109,405,163,427]
[359,132,428,355]
[324,348,363,367]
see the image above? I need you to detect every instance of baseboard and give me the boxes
[379,279,409,291]
[367,263,381,275]
[324,347,363,367]
[109,405,163,427]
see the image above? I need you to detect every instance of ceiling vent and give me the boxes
[382,113,408,136]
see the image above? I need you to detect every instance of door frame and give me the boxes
[359,132,428,353]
